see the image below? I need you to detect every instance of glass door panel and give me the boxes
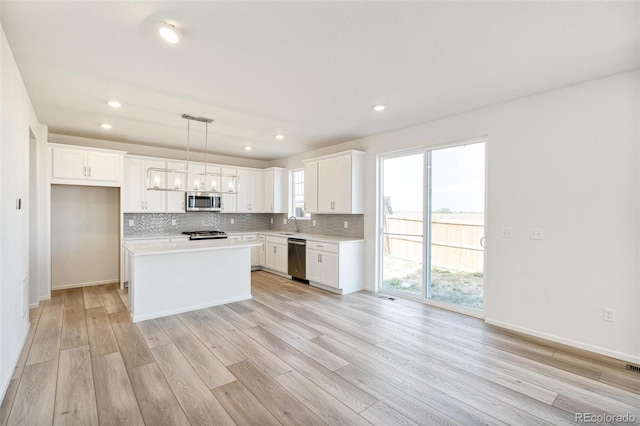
[381,153,424,297]
[428,143,485,310]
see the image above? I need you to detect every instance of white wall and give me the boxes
[0,23,46,400]
[51,185,120,289]
[271,71,640,364]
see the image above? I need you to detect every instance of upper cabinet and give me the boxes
[304,161,318,214]
[304,150,365,214]
[122,157,167,213]
[263,168,287,213]
[51,144,124,186]
[166,161,187,213]
[220,167,237,212]
[236,169,263,213]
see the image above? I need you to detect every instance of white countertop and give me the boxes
[124,231,364,244]
[123,238,260,256]
[256,231,364,243]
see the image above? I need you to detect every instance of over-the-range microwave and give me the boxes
[186,192,221,212]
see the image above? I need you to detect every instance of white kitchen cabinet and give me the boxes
[237,168,263,212]
[258,235,266,266]
[122,157,167,212]
[263,168,287,213]
[304,161,318,214]
[220,167,237,213]
[265,236,288,274]
[306,242,339,288]
[304,150,364,214]
[166,161,187,212]
[185,163,205,191]
[243,235,260,267]
[51,145,123,185]
[305,239,364,294]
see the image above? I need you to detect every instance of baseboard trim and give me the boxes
[485,318,640,365]
[52,279,119,290]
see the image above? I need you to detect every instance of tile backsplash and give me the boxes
[267,214,364,239]
[123,212,364,239]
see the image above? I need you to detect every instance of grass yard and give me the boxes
[382,257,483,310]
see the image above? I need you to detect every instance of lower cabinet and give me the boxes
[242,235,260,268]
[307,243,339,288]
[258,235,266,267]
[265,236,288,274]
[306,240,364,294]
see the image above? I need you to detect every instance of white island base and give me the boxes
[124,240,259,322]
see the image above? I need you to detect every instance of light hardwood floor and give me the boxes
[1,271,638,425]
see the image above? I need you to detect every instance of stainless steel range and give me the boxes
[182,230,228,240]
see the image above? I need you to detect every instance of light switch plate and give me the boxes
[283,219,287,224]
[270,218,274,224]
[171,219,177,226]
[128,220,134,227]
[230,218,235,224]
[312,220,316,226]
[603,308,615,322]
[344,221,348,228]
[529,227,544,240]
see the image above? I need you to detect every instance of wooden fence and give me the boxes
[384,215,484,273]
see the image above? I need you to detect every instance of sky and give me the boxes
[383,142,485,214]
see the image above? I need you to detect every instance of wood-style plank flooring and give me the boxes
[2,271,639,425]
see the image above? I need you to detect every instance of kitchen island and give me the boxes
[122,239,260,322]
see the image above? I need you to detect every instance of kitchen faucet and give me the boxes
[288,216,298,233]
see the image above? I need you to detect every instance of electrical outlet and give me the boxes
[529,227,544,240]
[230,218,235,224]
[283,219,287,224]
[171,219,177,226]
[128,220,134,227]
[344,221,348,228]
[270,218,274,224]
[312,220,316,226]
[501,227,513,238]
[603,308,615,322]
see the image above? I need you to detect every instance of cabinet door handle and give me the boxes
[273,246,276,254]
[88,167,92,177]
[84,166,87,177]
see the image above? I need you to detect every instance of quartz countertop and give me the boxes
[122,238,260,256]
[123,231,364,244]
[251,231,364,243]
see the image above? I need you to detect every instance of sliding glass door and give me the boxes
[381,152,425,297]
[379,141,486,313]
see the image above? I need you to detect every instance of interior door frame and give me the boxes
[376,136,488,319]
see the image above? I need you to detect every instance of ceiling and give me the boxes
[1,1,638,161]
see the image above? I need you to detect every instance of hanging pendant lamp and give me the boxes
[145,114,238,194]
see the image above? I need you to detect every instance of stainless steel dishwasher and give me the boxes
[287,238,307,281]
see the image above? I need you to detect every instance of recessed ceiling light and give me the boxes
[244,146,253,151]
[372,104,386,112]
[100,123,112,129]
[107,100,121,108]
[275,134,284,140]
[156,21,180,44]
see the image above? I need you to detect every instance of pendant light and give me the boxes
[145,114,238,194]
